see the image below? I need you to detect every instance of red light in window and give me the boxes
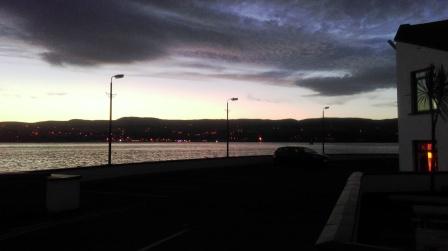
[427,151,433,172]
[427,143,433,173]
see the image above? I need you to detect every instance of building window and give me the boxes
[414,141,437,172]
[411,67,437,113]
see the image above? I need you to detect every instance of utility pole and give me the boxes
[108,74,124,166]
[322,106,330,154]
[226,97,238,157]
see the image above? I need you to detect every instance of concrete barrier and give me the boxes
[317,172,448,250]
[41,156,273,182]
[0,173,82,217]
[316,172,363,247]
[316,172,401,250]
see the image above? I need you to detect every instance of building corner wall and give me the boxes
[396,42,448,172]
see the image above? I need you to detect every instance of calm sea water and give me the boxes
[0,142,398,173]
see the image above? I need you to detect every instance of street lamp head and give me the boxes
[324,106,330,110]
[113,74,124,79]
[231,97,238,101]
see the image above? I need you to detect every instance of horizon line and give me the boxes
[0,116,398,124]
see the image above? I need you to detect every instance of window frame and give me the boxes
[410,66,435,114]
[413,140,437,172]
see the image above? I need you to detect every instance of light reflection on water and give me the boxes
[0,142,397,173]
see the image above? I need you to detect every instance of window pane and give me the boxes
[416,78,430,112]
[415,141,437,172]
[412,69,437,113]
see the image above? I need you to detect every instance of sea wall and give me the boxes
[35,155,274,182]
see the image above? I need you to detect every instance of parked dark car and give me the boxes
[273,146,328,167]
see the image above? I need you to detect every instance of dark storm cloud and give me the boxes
[0,0,447,95]
[148,70,294,86]
[297,64,396,96]
[1,1,161,64]
[0,0,235,65]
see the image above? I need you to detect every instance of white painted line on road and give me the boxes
[137,228,190,251]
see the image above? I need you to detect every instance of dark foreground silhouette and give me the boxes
[0,155,397,250]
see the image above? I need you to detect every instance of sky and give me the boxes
[0,0,447,122]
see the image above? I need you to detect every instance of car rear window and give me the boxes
[303,148,317,154]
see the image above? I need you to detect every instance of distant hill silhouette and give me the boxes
[0,117,397,142]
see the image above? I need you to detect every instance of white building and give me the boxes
[394,20,448,172]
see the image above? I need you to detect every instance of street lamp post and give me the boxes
[227,97,238,157]
[322,106,330,154]
[108,74,124,166]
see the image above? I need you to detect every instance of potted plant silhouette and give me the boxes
[418,64,448,190]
